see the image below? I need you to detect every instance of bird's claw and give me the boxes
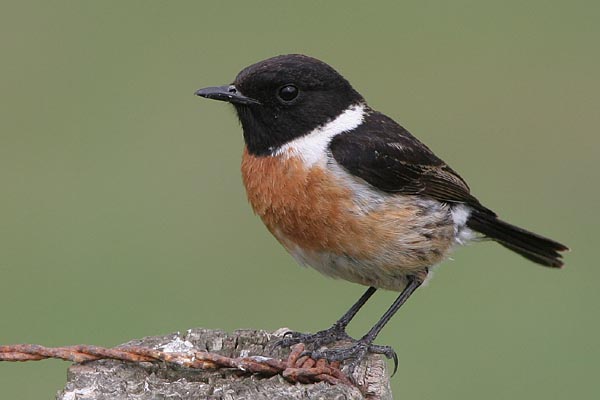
[306,341,399,376]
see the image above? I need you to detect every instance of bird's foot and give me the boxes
[305,340,399,376]
[274,324,353,350]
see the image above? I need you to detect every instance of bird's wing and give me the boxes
[329,111,491,212]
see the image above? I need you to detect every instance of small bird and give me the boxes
[195,54,568,371]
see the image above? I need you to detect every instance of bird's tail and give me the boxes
[466,210,569,268]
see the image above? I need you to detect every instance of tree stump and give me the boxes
[56,328,392,400]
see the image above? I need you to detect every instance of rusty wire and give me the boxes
[0,342,352,386]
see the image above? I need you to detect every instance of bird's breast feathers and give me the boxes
[240,104,465,289]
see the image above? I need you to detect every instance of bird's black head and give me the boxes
[196,54,364,156]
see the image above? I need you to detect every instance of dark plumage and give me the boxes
[233,54,363,156]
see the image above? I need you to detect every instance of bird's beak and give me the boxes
[194,85,260,105]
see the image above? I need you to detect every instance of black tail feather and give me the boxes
[466,210,569,268]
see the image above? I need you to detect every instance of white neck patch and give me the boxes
[275,103,366,166]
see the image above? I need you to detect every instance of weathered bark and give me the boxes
[56,328,392,400]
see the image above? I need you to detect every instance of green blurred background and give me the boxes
[1,1,598,398]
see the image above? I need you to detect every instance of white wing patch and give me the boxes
[276,103,366,166]
[387,142,404,151]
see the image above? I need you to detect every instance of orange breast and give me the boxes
[241,148,455,275]
[241,148,360,252]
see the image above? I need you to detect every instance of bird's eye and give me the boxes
[277,85,299,102]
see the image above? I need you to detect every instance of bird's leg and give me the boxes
[309,275,424,375]
[276,286,377,349]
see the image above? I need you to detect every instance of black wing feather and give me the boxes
[330,110,491,213]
